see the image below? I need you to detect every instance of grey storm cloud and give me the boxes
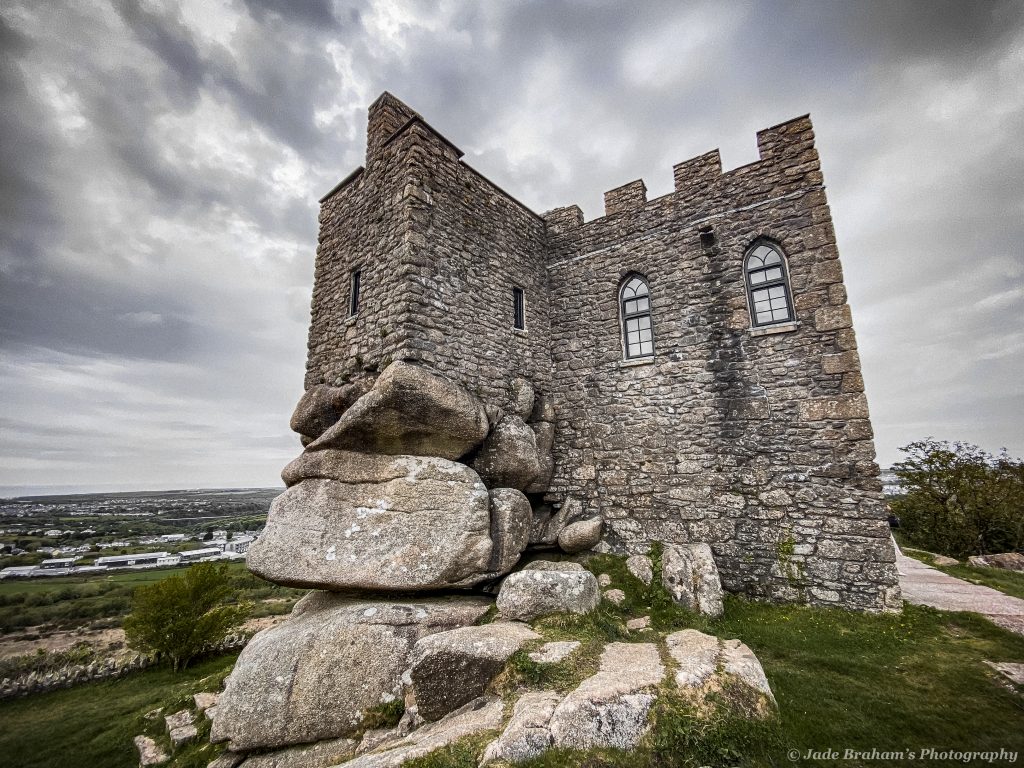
[0,0,1021,493]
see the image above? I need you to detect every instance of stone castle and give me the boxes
[200,93,901,767]
[298,92,899,612]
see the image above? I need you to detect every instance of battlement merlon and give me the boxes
[546,114,821,232]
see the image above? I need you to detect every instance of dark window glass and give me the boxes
[513,286,525,330]
[620,276,654,358]
[349,269,361,316]
[744,243,793,326]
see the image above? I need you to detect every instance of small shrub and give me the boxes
[124,562,249,671]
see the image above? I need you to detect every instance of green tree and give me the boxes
[124,562,249,671]
[891,439,1024,558]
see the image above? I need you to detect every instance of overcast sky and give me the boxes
[1,0,1022,494]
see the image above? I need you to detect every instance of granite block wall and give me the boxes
[307,93,553,415]
[543,116,899,611]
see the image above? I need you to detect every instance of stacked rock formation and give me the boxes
[210,362,608,763]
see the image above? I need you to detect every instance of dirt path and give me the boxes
[897,550,1024,636]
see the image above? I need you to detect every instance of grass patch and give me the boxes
[492,640,603,697]
[402,732,496,768]
[711,598,1024,763]
[0,652,237,768]
[359,698,406,732]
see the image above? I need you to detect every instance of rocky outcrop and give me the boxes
[509,378,535,420]
[662,543,724,617]
[665,629,719,688]
[548,643,665,750]
[250,453,493,591]
[496,561,600,621]
[525,421,555,494]
[290,380,374,442]
[472,415,542,491]
[721,639,776,704]
[968,553,1024,572]
[134,735,168,767]
[410,622,540,721]
[211,595,490,751]
[166,709,197,748]
[486,488,533,575]
[308,362,489,460]
[528,641,580,664]
[481,690,561,765]
[237,737,357,768]
[626,554,654,585]
[342,697,504,768]
[557,517,603,553]
[666,629,776,707]
[530,496,581,546]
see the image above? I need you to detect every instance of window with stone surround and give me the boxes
[513,286,526,330]
[745,241,793,326]
[620,275,654,359]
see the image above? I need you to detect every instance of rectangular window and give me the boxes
[349,269,361,316]
[513,286,525,330]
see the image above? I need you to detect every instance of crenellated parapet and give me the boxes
[547,115,823,235]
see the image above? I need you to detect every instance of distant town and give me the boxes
[0,488,279,580]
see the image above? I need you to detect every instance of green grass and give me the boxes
[4,555,1024,768]
[901,549,1024,600]
[0,652,238,768]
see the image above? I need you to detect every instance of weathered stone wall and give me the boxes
[305,94,422,389]
[308,93,552,414]
[543,116,899,610]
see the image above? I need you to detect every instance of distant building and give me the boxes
[95,552,169,568]
[208,536,253,555]
[39,557,77,569]
[159,533,187,543]
[178,547,222,562]
[0,565,40,579]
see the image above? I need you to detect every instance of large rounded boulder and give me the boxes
[250,451,493,591]
[308,361,489,461]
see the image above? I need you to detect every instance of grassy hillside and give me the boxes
[0,653,238,768]
[2,594,1023,768]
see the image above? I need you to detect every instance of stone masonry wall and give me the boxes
[543,116,899,611]
[388,123,553,409]
[305,95,422,389]
[308,94,552,414]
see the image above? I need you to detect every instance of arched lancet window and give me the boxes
[745,241,793,326]
[620,275,654,359]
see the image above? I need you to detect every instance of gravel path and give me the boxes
[897,549,1024,636]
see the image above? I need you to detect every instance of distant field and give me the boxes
[0,561,305,638]
[0,563,230,596]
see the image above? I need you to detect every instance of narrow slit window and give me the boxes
[699,229,716,251]
[349,268,361,316]
[620,275,654,359]
[513,286,526,330]
[744,242,793,326]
